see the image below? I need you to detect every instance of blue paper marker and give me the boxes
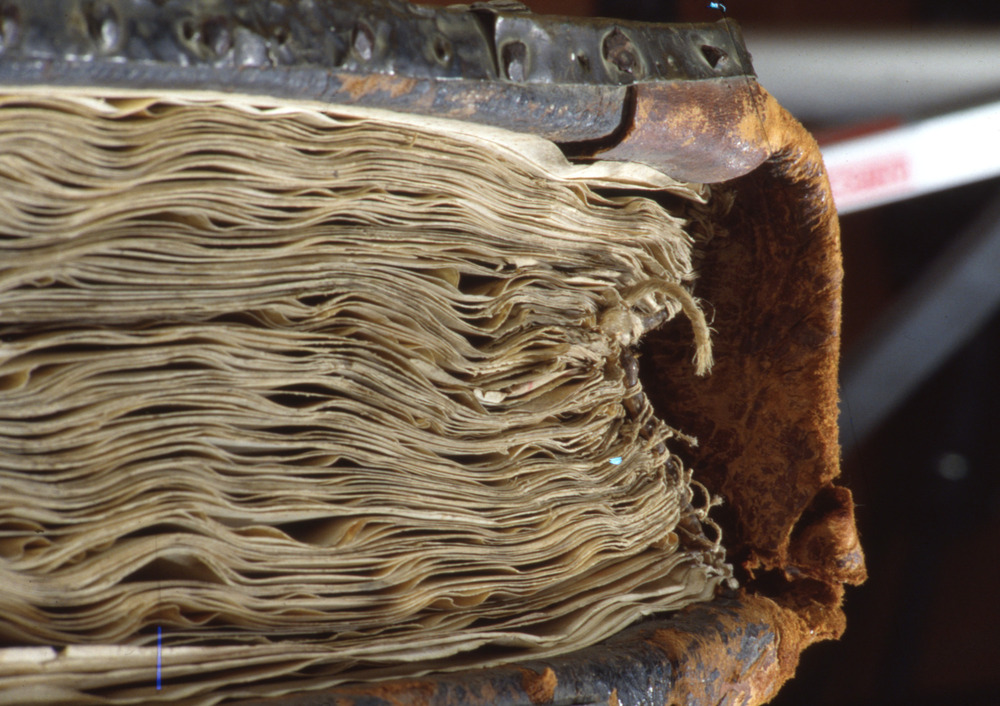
[609,457,623,465]
[708,2,727,11]
[156,625,162,690]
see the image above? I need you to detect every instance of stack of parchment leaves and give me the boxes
[0,91,733,704]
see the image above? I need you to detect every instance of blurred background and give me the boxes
[416,2,1000,704]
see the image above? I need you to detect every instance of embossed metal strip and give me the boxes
[0,0,755,151]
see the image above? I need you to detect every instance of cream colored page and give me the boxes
[0,92,729,704]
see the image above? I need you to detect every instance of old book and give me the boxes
[0,90,734,703]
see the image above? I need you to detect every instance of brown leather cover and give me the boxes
[648,86,865,587]
[639,84,868,700]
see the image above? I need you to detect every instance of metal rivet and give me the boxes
[179,17,196,42]
[178,15,232,57]
[234,27,268,67]
[432,34,452,64]
[352,21,374,61]
[272,25,290,45]
[202,17,231,56]
[84,1,121,52]
[700,44,728,69]
[501,40,527,82]
[0,3,20,54]
[603,28,642,78]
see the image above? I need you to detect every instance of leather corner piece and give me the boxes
[787,484,868,586]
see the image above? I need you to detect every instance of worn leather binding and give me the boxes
[0,1,865,704]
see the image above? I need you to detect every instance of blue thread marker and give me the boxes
[156,625,162,690]
[609,457,622,465]
[708,1,727,11]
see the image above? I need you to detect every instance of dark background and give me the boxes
[423,1,1000,703]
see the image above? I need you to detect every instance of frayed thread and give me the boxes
[624,279,714,376]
